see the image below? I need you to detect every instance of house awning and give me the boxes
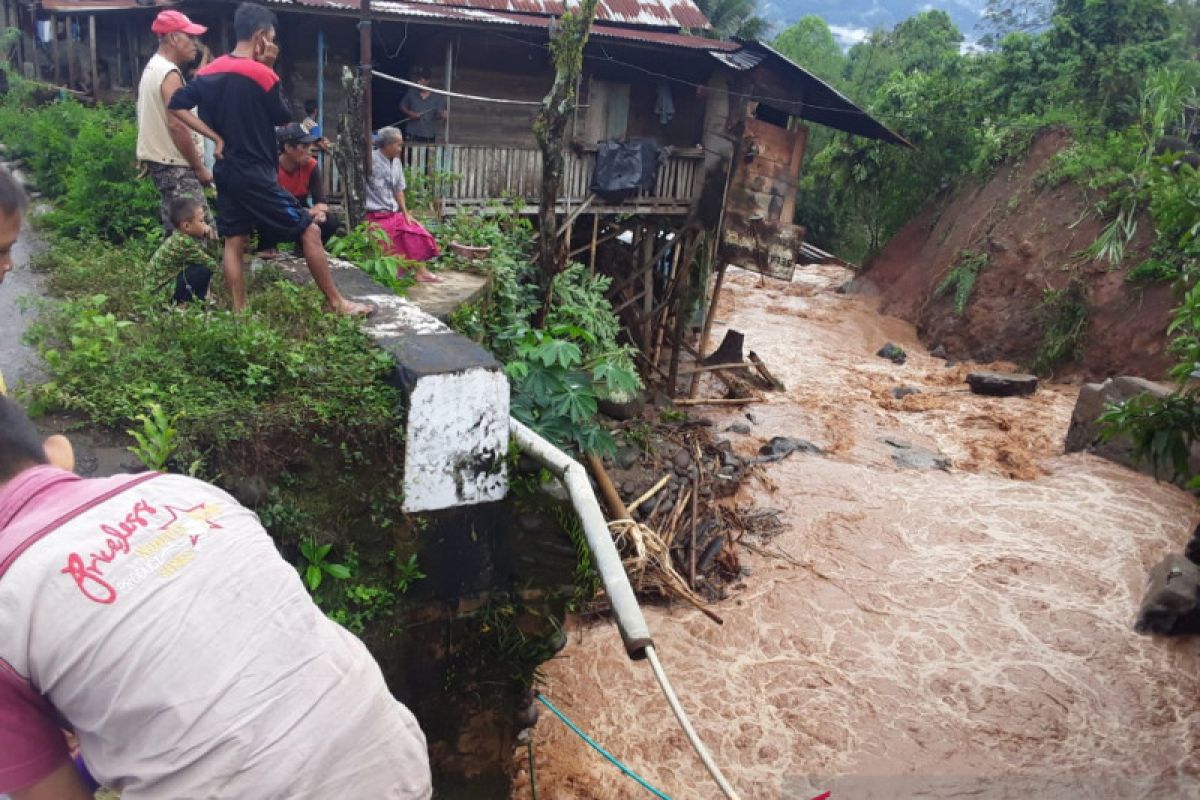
[716,41,914,148]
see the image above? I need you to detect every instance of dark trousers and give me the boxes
[174,264,213,304]
[258,211,340,253]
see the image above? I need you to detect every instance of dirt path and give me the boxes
[0,221,46,389]
[515,266,1200,799]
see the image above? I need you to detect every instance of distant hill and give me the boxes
[761,0,986,47]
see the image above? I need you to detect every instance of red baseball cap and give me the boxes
[151,10,207,37]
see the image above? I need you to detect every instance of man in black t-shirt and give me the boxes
[167,2,372,317]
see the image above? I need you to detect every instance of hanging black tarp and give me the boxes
[591,139,659,201]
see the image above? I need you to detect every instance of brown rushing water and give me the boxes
[514,266,1200,800]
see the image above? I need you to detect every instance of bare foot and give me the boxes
[415,271,444,283]
[328,299,377,318]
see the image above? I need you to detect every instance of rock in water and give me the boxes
[930,344,948,359]
[876,343,907,364]
[882,437,950,471]
[1135,554,1200,636]
[890,386,921,399]
[966,371,1038,397]
[758,436,823,460]
[727,422,752,434]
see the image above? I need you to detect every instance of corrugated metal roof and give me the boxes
[258,0,708,28]
[260,0,732,50]
[709,48,761,70]
[721,41,914,148]
[39,0,173,10]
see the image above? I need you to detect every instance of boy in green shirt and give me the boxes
[150,196,218,304]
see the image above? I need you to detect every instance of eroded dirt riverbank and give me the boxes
[515,265,1200,799]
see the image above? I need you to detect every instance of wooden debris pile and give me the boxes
[676,329,787,407]
[588,417,780,623]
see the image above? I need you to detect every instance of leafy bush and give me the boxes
[0,87,158,240]
[934,249,989,314]
[328,221,413,293]
[441,209,640,455]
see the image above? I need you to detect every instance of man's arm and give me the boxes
[167,82,224,158]
[159,71,212,186]
[400,91,421,121]
[308,165,327,206]
[10,760,93,800]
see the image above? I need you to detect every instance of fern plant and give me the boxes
[934,249,990,314]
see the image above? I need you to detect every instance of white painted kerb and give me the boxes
[403,367,510,513]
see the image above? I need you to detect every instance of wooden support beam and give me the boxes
[51,14,60,85]
[556,192,595,237]
[66,16,78,90]
[689,260,728,398]
[88,15,98,97]
[588,212,599,274]
[640,225,654,350]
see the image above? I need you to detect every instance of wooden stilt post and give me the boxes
[640,224,654,350]
[651,228,682,369]
[588,213,599,275]
[443,39,452,144]
[88,15,98,97]
[667,230,696,397]
[66,16,77,90]
[689,257,728,398]
[50,14,60,85]
[359,0,373,177]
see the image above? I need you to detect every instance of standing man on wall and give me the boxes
[167,2,373,317]
[136,10,214,235]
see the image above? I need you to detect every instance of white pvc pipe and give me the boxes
[646,645,742,800]
[509,418,741,800]
[510,418,652,657]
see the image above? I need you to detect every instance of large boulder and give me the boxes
[1064,376,1200,481]
[966,371,1039,397]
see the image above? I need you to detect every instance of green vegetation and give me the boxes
[1029,278,1090,375]
[934,249,990,314]
[445,206,642,455]
[328,221,415,293]
[774,3,1199,266]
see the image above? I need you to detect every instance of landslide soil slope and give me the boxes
[860,128,1176,381]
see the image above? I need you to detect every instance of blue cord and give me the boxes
[535,693,674,800]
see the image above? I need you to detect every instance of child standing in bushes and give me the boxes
[149,196,218,304]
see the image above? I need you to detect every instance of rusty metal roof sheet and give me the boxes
[38,0,173,10]
[257,0,708,28]
[260,0,732,50]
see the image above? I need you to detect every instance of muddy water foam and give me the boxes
[515,266,1200,800]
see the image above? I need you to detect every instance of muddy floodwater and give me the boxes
[515,265,1200,799]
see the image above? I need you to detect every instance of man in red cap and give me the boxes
[136,9,215,236]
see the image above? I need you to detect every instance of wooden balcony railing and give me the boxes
[327,144,705,215]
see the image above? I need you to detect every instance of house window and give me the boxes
[753,102,790,129]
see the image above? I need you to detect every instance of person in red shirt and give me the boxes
[256,123,338,258]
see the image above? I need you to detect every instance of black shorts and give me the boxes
[213,161,312,242]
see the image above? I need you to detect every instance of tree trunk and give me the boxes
[333,66,367,228]
[533,0,599,321]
